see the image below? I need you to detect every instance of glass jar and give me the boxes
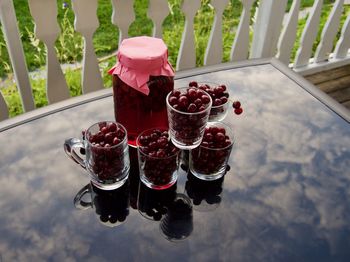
[109,36,175,146]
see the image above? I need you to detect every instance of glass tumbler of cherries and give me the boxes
[189,122,234,181]
[166,87,212,149]
[64,121,130,190]
[136,128,181,190]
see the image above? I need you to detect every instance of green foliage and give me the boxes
[24,26,46,67]
[0,81,23,117]
[94,0,119,55]
[0,41,11,75]
[31,78,48,109]
[163,0,185,67]
[129,0,153,37]
[55,9,83,63]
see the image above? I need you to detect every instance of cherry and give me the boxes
[232,101,241,109]
[169,96,178,106]
[178,96,189,108]
[107,122,117,132]
[188,88,198,99]
[214,86,224,96]
[172,90,181,97]
[189,81,198,88]
[187,103,197,113]
[101,126,108,134]
[213,98,222,106]
[234,107,243,115]
[113,137,121,145]
[201,95,210,104]
[215,132,226,143]
[220,97,228,104]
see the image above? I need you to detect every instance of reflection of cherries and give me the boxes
[85,122,127,181]
[189,81,244,116]
[138,129,179,186]
[191,126,233,174]
[91,182,130,225]
[137,182,177,221]
[160,194,193,241]
[185,172,224,207]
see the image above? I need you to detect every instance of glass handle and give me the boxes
[74,184,92,210]
[64,138,86,169]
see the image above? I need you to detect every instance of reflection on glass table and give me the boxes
[185,171,225,212]
[74,181,130,227]
[137,182,193,241]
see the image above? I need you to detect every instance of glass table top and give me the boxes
[0,63,349,261]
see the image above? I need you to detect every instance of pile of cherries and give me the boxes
[87,122,126,147]
[191,126,233,174]
[160,195,193,240]
[189,81,229,107]
[138,129,180,186]
[92,182,129,225]
[85,122,127,181]
[185,173,223,207]
[188,81,243,116]
[138,183,177,221]
[167,87,211,113]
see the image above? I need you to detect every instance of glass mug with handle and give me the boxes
[64,121,130,190]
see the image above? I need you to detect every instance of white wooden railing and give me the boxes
[0,0,350,121]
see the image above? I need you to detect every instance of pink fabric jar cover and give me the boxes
[108,36,175,95]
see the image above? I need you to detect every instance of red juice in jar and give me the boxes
[109,37,175,146]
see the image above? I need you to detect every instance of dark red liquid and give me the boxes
[113,75,174,146]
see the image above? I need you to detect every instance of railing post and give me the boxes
[148,0,170,38]
[176,0,201,70]
[110,0,135,46]
[72,0,104,93]
[0,0,35,112]
[250,0,288,59]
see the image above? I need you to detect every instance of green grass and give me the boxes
[0,0,349,117]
